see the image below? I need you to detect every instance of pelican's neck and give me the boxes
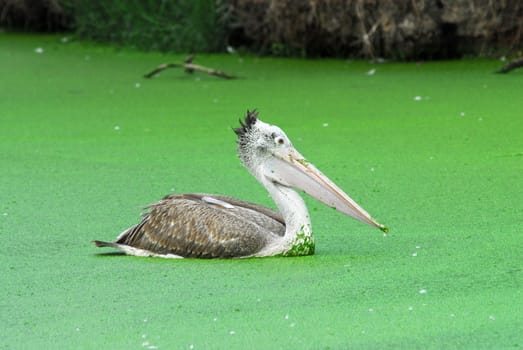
[260,176,315,256]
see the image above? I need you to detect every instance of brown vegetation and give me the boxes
[1,0,522,59]
[228,0,523,59]
[0,0,70,31]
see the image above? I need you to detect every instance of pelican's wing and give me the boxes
[178,193,285,233]
[102,194,285,258]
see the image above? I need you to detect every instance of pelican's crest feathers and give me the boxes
[234,109,258,142]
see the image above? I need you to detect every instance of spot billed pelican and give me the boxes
[94,110,387,258]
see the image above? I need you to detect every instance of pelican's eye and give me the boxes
[274,136,285,145]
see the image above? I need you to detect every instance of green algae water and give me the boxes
[1,34,522,349]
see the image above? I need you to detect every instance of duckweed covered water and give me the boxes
[1,34,522,349]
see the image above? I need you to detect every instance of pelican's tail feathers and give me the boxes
[93,240,119,248]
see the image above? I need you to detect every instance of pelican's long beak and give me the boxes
[266,146,388,233]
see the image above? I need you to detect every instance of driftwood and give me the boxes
[496,57,523,74]
[144,54,237,79]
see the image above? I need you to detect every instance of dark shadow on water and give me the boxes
[94,251,126,257]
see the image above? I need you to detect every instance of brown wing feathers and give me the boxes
[108,194,284,258]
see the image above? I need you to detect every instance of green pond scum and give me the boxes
[282,230,316,257]
[1,34,522,349]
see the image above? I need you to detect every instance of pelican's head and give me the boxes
[234,110,292,169]
[234,110,388,233]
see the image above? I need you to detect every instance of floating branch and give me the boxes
[496,57,523,74]
[144,54,237,79]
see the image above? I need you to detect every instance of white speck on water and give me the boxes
[284,314,289,320]
[361,330,366,334]
[229,330,236,335]
[411,252,418,257]
[449,313,456,318]
[35,47,44,54]
[419,288,428,294]
[114,125,120,131]
[142,334,147,339]
[289,322,296,327]
[322,123,329,127]
[256,298,261,302]
[189,345,194,350]
[413,96,422,101]
[143,318,148,323]
[460,112,465,117]
[142,341,150,347]
[415,245,421,249]
[148,346,158,350]
[76,327,80,331]
[61,37,69,43]
[3,212,7,216]
[408,306,414,311]
[489,315,496,321]
[366,68,376,75]
[368,308,374,312]
[135,82,141,88]
[370,167,375,172]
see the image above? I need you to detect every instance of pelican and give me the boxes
[94,110,387,258]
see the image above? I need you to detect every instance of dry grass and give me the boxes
[229,0,523,58]
[1,0,522,58]
[0,0,70,31]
